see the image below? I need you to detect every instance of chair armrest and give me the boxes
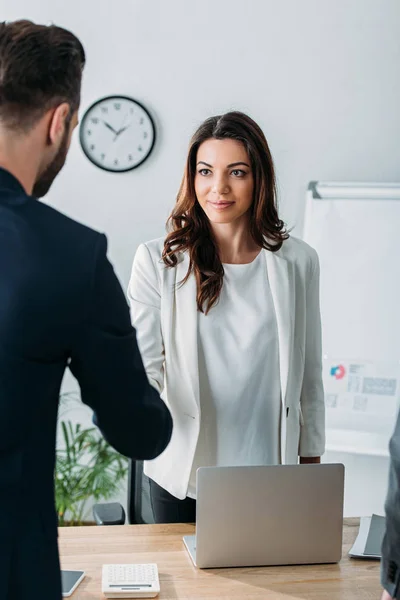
[93,502,126,525]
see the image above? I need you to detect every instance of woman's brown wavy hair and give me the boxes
[162,111,288,314]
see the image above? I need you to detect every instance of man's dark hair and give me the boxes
[0,20,85,131]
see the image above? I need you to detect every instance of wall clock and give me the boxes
[79,95,156,172]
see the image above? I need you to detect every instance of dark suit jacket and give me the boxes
[382,408,400,598]
[0,168,172,599]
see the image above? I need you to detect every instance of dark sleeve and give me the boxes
[69,234,172,460]
[381,409,400,598]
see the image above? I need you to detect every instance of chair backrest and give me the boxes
[127,461,155,524]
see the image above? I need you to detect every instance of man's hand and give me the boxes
[381,589,394,600]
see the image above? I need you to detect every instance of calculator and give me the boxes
[102,564,160,598]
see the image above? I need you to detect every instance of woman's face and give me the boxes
[194,138,254,225]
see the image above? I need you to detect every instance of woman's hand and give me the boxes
[381,589,394,600]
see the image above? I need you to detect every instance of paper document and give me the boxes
[349,514,385,559]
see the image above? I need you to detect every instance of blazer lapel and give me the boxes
[174,255,200,410]
[264,248,294,408]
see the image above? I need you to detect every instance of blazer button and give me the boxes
[388,560,398,583]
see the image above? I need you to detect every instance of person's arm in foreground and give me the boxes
[69,235,172,460]
[381,409,400,599]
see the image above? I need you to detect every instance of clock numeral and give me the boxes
[138,146,143,152]
[143,132,148,139]
[91,118,99,124]
[87,130,92,136]
[90,144,95,151]
[114,103,121,111]
[139,118,144,125]
[101,106,108,113]
[114,159,119,166]
[130,108,134,114]
[128,154,133,161]
[101,153,106,160]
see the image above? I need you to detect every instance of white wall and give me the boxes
[3,0,400,517]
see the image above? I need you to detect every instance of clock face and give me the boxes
[79,96,156,172]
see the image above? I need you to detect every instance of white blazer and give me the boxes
[128,236,325,500]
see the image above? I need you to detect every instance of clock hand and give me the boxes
[116,124,131,136]
[113,123,131,141]
[102,121,118,135]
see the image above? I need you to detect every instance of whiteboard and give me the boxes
[303,182,400,456]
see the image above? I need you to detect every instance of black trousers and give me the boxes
[149,478,196,524]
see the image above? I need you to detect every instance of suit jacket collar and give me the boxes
[0,167,28,200]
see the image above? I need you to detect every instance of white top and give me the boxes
[187,252,282,499]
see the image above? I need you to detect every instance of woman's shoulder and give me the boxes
[280,235,319,269]
[136,236,187,269]
[138,236,165,260]
[134,238,164,265]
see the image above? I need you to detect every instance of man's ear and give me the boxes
[48,103,70,145]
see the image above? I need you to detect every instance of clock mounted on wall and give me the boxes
[79,95,156,172]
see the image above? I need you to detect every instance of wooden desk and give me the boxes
[59,518,381,599]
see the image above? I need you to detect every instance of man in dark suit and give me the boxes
[0,20,172,599]
[381,409,400,600]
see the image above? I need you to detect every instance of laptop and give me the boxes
[183,463,344,568]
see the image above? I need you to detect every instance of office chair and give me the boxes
[93,460,155,525]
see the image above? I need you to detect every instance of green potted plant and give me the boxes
[55,394,128,526]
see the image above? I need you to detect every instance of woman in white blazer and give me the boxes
[128,111,325,523]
